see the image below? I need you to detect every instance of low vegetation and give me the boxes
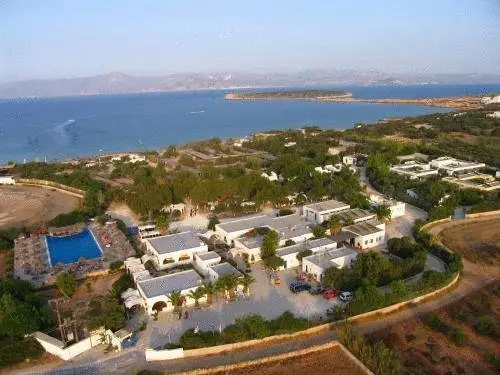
[176,311,308,349]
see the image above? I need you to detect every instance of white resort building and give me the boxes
[302,247,359,282]
[143,231,208,270]
[342,220,386,250]
[369,195,406,219]
[302,199,351,224]
[276,237,338,269]
[429,157,486,176]
[390,161,439,180]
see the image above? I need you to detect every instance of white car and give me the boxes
[339,291,353,302]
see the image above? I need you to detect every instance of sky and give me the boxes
[1,0,500,82]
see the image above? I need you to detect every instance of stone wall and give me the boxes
[17,178,85,198]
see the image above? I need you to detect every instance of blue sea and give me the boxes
[1,84,499,163]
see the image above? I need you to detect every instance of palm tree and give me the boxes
[188,287,206,308]
[329,214,342,234]
[214,277,227,297]
[167,290,184,313]
[203,281,216,304]
[375,204,392,222]
[224,274,240,298]
[240,275,255,296]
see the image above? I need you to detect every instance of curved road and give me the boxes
[14,184,499,375]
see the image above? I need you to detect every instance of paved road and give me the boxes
[15,177,495,375]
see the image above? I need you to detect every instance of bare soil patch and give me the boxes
[0,185,79,229]
[0,249,13,277]
[198,345,367,375]
[440,218,500,265]
[370,282,500,375]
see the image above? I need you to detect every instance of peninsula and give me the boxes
[225,90,352,100]
[226,90,487,110]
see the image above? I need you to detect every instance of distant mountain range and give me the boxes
[1,70,500,99]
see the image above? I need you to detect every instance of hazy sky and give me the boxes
[1,0,500,81]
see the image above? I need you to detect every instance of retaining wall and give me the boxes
[17,178,85,198]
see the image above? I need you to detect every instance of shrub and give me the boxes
[474,316,497,337]
[449,327,466,346]
[55,272,77,298]
[296,249,313,262]
[109,261,123,271]
[278,208,294,216]
[0,337,44,368]
[423,313,448,333]
[312,225,326,238]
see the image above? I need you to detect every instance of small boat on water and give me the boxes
[189,110,205,115]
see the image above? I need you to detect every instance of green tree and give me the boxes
[167,291,184,312]
[329,214,341,234]
[202,282,216,304]
[188,287,206,308]
[207,215,220,231]
[260,230,279,259]
[312,225,326,238]
[296,249,313,262]
[240,275,255,295]
[155,213,170,233]
[375,204,392,222]
[55,272,77,298]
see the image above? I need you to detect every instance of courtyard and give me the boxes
[144,263,340,349]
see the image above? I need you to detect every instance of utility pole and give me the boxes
[49,297,67,346]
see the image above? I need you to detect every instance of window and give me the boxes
[365,240,368,245]
[370,239,373,243]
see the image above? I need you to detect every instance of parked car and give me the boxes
[270,273,281,286]
[322,288,340,300]
[339,291,353,302]
[309,285,325,295]
[289,281,311,293]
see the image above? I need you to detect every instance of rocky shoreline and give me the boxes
[225,92,484,110]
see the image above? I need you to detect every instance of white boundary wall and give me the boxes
[145,347,184,361]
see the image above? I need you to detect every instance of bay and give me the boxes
[1,83,499,163]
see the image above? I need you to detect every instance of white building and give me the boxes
[342,155,357,166]
[342,220,386,250]
[215,215,271,245]
[0,176,15,185]
[429,157,486,176]
[481,94,500,104]
[207,262,243,284]
[276,237,338,269]
[486,111,500,118]
[336,208,376,224]
[111,153,146,164]
[144,231,208,270]
[193,252,221,276]
[302,247,358,282]
[137,270,204,315]
[369,195,406,219]
[261,171,279,182]
[396,153,429,163]
[302,199,351,224]
[390,161,439,180]
[138,224,162,242]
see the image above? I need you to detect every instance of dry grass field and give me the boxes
[371,282,500,375]
[0,185,79,229]
[440,217,500,265]
[197,345,367,375]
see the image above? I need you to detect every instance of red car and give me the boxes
[323,288,340,300]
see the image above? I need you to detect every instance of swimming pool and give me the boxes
[46,229,103,266]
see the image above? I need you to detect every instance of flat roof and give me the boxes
[307,237,337,248]
[304,247,358,269]
[196,251,221,261]
[210,262,243,278]
[236,235,264,249]
[137,270,202,298]
[271,214,307,229]
[216,215,271,233]
[337,208,375,222]
[276,242,308,257]
[303,199,350,213]
[330,232,357,243]
[279,225,312,240]
[342,222,383,236]
[147,231,205,255]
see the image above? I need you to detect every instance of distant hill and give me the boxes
[1,70,499,99]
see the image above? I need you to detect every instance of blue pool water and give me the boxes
[46,229,102,266]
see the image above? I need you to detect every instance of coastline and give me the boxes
[225,92,484,110]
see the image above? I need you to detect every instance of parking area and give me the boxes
[146,263,341,348]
